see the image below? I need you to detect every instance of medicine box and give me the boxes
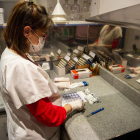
[0,8,4,24]
[53,62,65,76]
[109,64,125,74]
[70,68,92,79]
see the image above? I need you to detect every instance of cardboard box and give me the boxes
[70,68,92,79]
[53,62,65,76]
[109,64,125,74]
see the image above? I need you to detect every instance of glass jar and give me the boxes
[81,1,88,20]
[72,0,80,21]
[48,7,54,17]
[62,0,72,21]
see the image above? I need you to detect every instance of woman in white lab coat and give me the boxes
[0,1,84,140]
[90,25,122,51]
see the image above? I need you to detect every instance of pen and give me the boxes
[86,108,104,117]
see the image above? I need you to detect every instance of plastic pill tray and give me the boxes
[62,92,84,106]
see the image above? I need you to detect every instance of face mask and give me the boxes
[28,29,46,52]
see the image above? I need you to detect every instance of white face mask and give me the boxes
[28,29,46,52]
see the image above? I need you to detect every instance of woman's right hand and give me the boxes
[68,99,85,111]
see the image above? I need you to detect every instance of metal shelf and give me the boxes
[0,21,100,28]
[54,21,99,26]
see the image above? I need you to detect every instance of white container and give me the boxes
[0,8,4,24]
[53,62,65,76]
[71,68,92,79]
[109,65,125,74]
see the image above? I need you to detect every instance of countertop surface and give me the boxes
[114,65,140,92]
[50,70,140,140]
[1,68,140,139]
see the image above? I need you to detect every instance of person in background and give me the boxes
[0,1,84,140]
[90,25,122,51]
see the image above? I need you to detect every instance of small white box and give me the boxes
[109,65,125,74]
[70,68,92,79]
[0,8,4,24]
[53,62,65,76]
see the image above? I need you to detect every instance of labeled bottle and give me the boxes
[65,57,78,73]
[77,54,87,66]
[58,55,70,68]
[71,49,79,59]
[77,53,91,66]
[62,0,72,21]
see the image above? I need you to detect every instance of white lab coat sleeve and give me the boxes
[5,59,53,109]
[114,26,123,39]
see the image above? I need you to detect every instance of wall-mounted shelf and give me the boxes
[0,21,100,28]
[54,21,99,26]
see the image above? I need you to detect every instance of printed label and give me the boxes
[58,49,61,54]
[64,55,70,62]
[73,57,78,62]
[82,54,90,60]
[67,53,71,57]
[78,46,84,51]
[89,51,95,58]
[73,49,79,54]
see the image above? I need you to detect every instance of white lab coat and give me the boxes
[0,48,62,140]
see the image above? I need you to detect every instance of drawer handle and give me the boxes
[3,123,8,137]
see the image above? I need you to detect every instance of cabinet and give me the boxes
[99,0,140,15]
[0,112,8,140]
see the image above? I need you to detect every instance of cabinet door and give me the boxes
[99,0,140,15]
[89,0,100,17]
[0,112,8,140]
